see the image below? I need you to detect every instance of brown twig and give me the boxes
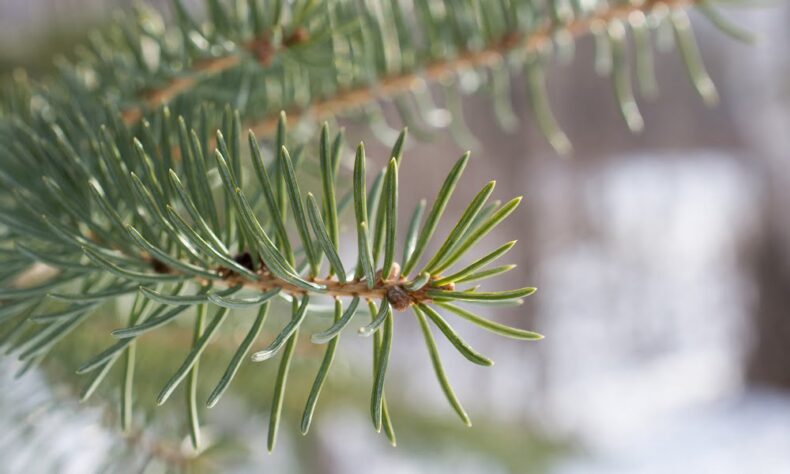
[210,260,448,311]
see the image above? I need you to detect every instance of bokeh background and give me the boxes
[1,1,789,473]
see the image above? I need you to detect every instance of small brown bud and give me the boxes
[233,252,255,272]
[386,285,411,311]
[150,258,170,274]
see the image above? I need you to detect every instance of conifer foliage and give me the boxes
[0,0,748,450]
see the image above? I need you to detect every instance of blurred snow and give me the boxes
[537,152,790,473]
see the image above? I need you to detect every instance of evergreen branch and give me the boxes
[3,0,743,154]
[0,111,539,447]
[242,0,697,139]
[174,0,682,138]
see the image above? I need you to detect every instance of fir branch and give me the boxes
[4,0,744,155]
[242,0,697,138]
[0,110,539,447]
